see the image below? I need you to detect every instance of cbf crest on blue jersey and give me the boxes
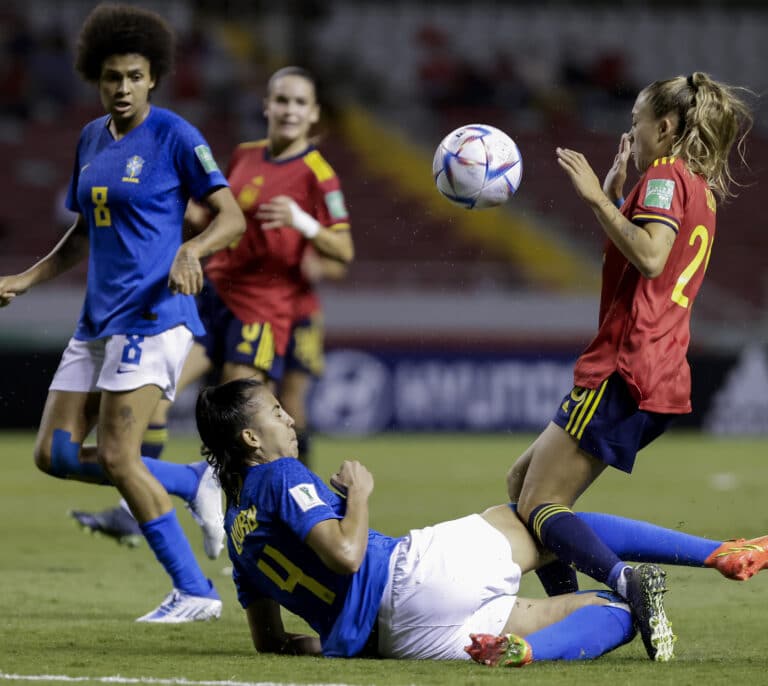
[122,155,144,184]
[65,106,228,341]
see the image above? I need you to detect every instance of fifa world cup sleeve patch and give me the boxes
[195,145,220,174]
[644,179,675,210]
[289,483,325,512]
[324,190,348,220]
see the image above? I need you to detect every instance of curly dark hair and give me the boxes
[75,3,175,84]
[196,378,266,505]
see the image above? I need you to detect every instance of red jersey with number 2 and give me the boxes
[204,141,350,353]
[573,157,717,414]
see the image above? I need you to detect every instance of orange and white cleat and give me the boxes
[705,535,768,581]
[465,633,533,668]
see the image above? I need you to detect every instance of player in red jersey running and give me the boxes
[504,72,754,662]
[71,65,352,541]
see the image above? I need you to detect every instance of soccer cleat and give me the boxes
[625,563,676,662]
[465,633,533,667]
[186,463,225,560]
[70,505,143,548]
[705,536,768,581]
[135,588,222,623]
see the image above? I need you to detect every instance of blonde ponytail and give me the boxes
[643,72,753,200]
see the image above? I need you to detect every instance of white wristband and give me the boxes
[288,200,321,239]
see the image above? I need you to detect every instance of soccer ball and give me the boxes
[432,124,523,209]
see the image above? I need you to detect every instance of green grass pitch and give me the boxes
[1,430,767,685]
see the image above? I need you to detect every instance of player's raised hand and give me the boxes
[168,244,203,295]
[602,133,631,205]
[330,460,374,498]
[556,147,605,207]
[0,275,29,307]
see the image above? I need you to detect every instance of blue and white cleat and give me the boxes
[136,588,222,623]
[186,462,225,560]
[70,505,142,548]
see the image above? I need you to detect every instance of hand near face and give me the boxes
[556,147,606,207]
[602,133,631,204]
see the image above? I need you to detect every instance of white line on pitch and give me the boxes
[0,674,361,686]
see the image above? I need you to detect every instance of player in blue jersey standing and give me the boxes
[195,377,768,664]
[0,4,245,622]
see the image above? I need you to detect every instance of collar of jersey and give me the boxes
[263,143,315,164]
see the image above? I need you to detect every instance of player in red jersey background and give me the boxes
[71,66,352,539]
[281,248,348,468]
[501,72,753,662]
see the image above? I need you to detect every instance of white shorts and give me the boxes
[377,514,521,660]
[49,326,193,402]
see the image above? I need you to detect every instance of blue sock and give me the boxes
[139,510,217,598]
[49,428,204,504]
[49,429,109,483]
[142,459,206,502]
[527,602,635,661]
[578,511,721,566]
[529,503,624,588]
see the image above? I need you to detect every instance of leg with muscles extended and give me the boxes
[515,423,674,661]
[579,511,768,581]
[97,386,221,622]
[35,385,221,620]
[474,507,634,666]
[507,443,578,596]
[467,591,636,667]
[69,343,220,554]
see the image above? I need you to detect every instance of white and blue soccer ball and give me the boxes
[432,124,523,209]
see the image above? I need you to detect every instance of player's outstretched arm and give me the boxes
[0,215,89,306]
[556,147,674,279]
[305,460,373,574]
[245,597,322,655]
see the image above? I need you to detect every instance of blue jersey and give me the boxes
[65,106,228,340]
[226,458,400,657]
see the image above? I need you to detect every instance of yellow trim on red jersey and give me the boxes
[328,222,350,231]
[652,156,677,167]
[705,188,717,214]
[303,150,336,183]
[632,213,680,233]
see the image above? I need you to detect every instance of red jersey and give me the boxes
[294,282,321,321]
[204,141,350,353]
[574,157,717,413]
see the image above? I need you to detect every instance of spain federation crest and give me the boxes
[122,155,145,183]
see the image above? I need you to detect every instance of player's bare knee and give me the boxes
[32,442,52,473]
[95,447,130,482]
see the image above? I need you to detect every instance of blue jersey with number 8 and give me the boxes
[65,106,227,340]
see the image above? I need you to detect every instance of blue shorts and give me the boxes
[552,372,674,473]
[195,281,285,381]
[285,313,324,378]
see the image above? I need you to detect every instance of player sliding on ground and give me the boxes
[195,378,768,665]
